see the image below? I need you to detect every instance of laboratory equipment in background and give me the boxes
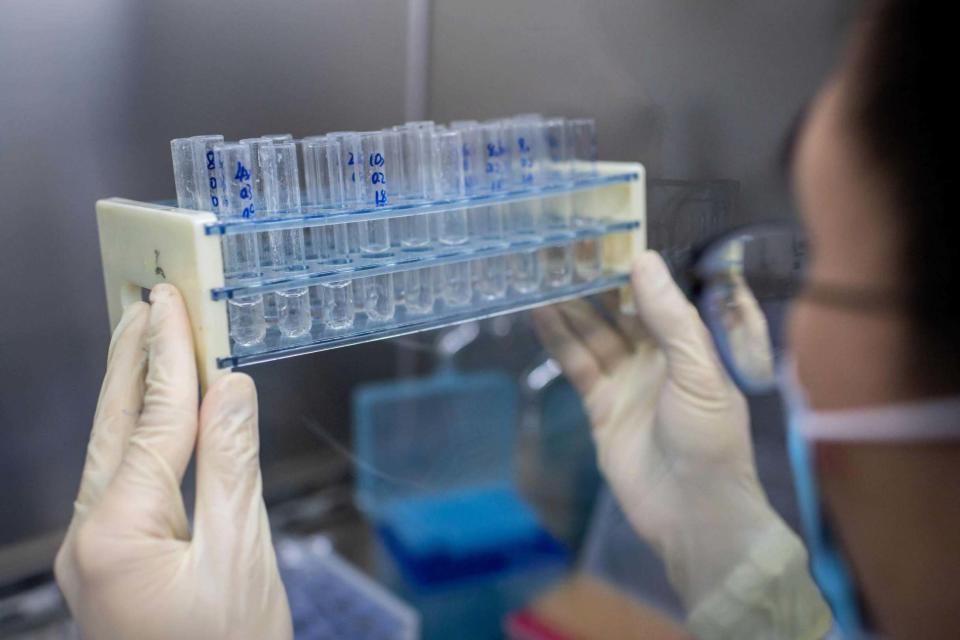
[504,575,687,640]
[351,323,568,640]
[580,488,683,619]
[646,179,737,273]
[96,115,645,388]
[0,535,419,640]
[518,356,602,551]
[0,577,77,639]
[276,535,419,640]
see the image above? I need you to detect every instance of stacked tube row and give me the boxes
[170,115,613,352]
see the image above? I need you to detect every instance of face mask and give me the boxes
[779,358,960,638]
[779,358,865,637]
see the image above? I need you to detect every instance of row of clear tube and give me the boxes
[170,115,601,350]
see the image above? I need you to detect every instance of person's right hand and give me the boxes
[533,251,830,638]
[55,284,292,640]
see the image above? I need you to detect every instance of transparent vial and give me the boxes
[213,142,266,347]
[302,136,356,331]
[511,250,541,294]
[221,232,266,347]
[541,245,574,288]
[509,200,542,294]
[404,266,435,315]
[363,275,396,322]
[474,257,508,301]
[432,130,471,307]
[572,190,603,281]
[313,221,356,331]
[260,140,311,338]
[540,194,574,288]
[170,138,200,210]
[356,131,401,322]
[567,119,602,280]
[190,134,225,213]
[320,280,354,329]
[470,204,508,301]
[574,236,604,282]
[442,262,472,307]
[228,294,268,347]
[241,137,279,328]
[274,288,311,338]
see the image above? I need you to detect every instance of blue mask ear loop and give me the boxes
[786,427,866,635]
[780,359,869,636]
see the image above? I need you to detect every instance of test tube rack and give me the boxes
[96,161,645,388]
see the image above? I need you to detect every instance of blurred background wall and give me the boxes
[0,0,854,578]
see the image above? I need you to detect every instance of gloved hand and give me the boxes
[55,284,292,640]
[715,272,775,388]
[532,251,830,639]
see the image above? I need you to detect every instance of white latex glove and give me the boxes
[55,284,292,640]
[717,273,775,386]
[532,251,830,640]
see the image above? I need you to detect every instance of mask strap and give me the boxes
[801,395,960,443]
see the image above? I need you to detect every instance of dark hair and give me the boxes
[848,0,958,393]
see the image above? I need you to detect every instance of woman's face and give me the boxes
[788,58,909,410]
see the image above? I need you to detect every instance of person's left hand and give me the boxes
[55,284,292,640]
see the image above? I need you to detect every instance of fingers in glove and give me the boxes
[726,275,775,382]
[107,283,197,537]
[594,290,654,345]
[631,251,728,399]
[531,305,603,395]
[193,373,272,567]
[554,298,633,373]
[74,302,150,518]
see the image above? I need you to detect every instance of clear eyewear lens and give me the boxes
[694,224,807,394]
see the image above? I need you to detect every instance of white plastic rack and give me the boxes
[96,162,645,388]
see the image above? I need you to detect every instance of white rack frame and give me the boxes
[97,161,646,389]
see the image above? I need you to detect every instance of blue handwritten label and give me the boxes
[234,161,251,182]
[517,135,535,184]
[370,149,388,206]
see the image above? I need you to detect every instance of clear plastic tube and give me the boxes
[543,118,571,185]
[327,131,362,203]
[540,118,574,288]
[506,116,545,188]
[471,122,512,298]
[244,134,292,269]
[170,138,200,210]
[240,137,278,325]
[213,142,266,347]
[259,140,312,339]
[479,121,509,193]
[432,129,471,307]
[450,120,484,195]
[327,132,368,316]
[394,122,436,315]
[396,121,434,202]
[567,118,603,280]
[302,136,355,330]
[398,123,433,245]
[356,131,399,252]
[566,118,598,178]
[355,131,400,321]
[504,118,543,293]
[540,196,574,288]
[472,204,509,301]
[190,134,226,213]
[432,130,465,229]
